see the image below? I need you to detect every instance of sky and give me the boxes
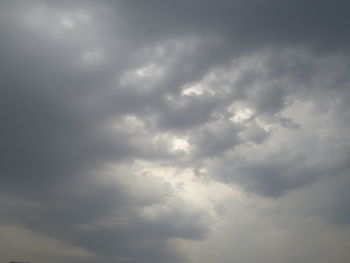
[1,1,350,263]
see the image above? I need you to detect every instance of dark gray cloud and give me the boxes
[118,0,350,54]
[1,1,350,263]
[189,120,241,158]
[0,2,211,262]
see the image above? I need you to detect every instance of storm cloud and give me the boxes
[1,1,350,263]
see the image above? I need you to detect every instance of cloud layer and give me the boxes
[1,1,350,263]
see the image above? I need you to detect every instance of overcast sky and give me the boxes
[1,1,350,263]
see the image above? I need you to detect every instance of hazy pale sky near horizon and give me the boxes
[1,1,350,262]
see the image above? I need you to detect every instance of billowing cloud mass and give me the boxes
[1,1,350,263]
